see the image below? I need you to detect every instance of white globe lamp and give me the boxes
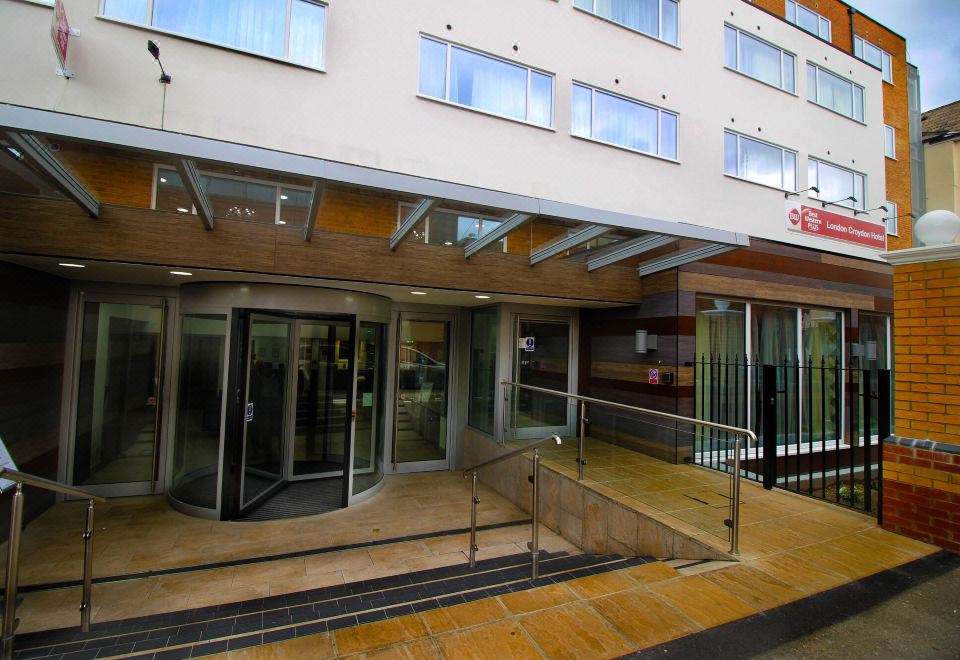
[914,209,960,247]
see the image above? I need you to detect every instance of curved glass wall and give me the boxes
[171,314,227,510]
[353,322,386,495]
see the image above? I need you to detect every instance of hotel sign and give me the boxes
[51,0,71,75]
[785,201,886,250]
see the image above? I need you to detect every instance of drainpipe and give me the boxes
[848,6,856,53]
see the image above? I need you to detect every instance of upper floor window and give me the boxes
[854,36,893,84]
[724,131,797,191]
[102,0,326,69]
[573,0,679,46]
[572,83,678,160]
[418,36,553,128]
[808,158,865,211]
[883,125,896,159]
[807,63,865,122]
[724,26,796,93]
[785,1,831,41]
[885,201,898,236]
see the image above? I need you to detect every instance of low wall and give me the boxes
[464,427,731,560]
[882,436,960,553]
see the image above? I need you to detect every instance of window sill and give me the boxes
[13,0,53,8]
[572,6,680,50]
[96,15,326,74]
[723,173,791,195]
[806,99,867,126]
[723,66,798,98]
[416,94,555,133]
[885,155,897,161]
[571,133,679,164]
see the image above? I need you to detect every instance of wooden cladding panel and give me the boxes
[678,271,878,311]
[591,361,693,387]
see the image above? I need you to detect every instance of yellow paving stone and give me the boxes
[787,544,879,581]
[857,526,938,557]
[520,601,635,659]
[419,597,507,634]
[748,552,849,594]
[498,583,578,615]
[624,561,682,585]
[347,638,441,659]
[436,619,544,660]
[699,564,806,611]
[647,575,758,629]
[566,570,637,599]
[226,632,335,659]
[334,614,429,656]
[592,588,702,649]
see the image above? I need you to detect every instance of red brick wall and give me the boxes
[882,439,960,553]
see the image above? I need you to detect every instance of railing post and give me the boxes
[730,435,742,556]
[80,499,96,631]
[501,383,509,445]
[2,482,25,660]
[468,472,479,568]
[578,401,587,481]
[531,449,541,580]
[762,365,777,490]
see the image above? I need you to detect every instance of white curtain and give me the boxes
[740,33,782,88]
[153,0,287,59]
[596,0,658,36]
[593,90,657,154]
[450,48,526,121]
[817,70,853,117]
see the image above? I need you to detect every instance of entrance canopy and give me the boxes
[0,103,748,277]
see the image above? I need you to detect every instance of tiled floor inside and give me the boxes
[5,451,939,658]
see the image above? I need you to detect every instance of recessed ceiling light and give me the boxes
[58,262,85,268]
[411,291,427,295]
[160,177,167,183]
[443,241,453,246]
[176,207,190,213]
[280,194,288,200]
[170,271,192,276]
[276,220,287,225]
[475,295,491,299]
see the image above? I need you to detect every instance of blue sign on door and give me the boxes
[245,402,254,422]
[524,337,535,352]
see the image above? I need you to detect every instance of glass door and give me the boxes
[289,319,353,479]
[240,315,290,510]
[71,299,166,494]
[511,317,572,440]
[393,314,450,471]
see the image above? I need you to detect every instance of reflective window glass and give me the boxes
[575,0,679,46]
[573,83,677,159]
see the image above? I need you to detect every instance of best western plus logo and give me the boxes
[788,207,801,225]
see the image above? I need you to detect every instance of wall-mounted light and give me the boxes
[822,195,857,210]
[784,185,819,199]
[635,330,658,354]
[147,40,172,84]
[854,205,889,217]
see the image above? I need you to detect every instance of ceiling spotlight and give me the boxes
[475,295,491,299]
[280,194,288,200]
[58,262,85,268]
[160,177,167,183]
[170,271,192,276]
[176,207,190,213]
[411,291,427,295]
[147,40,172,84]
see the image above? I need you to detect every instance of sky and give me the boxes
[848,0,960,111]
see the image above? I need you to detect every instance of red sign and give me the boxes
[785,201,886,250]
[51,0,70,71]
[648,368,659,385]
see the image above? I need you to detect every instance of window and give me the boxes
[573,0,679,46]
[883,124,896,159]
[854,36,893,84]
[724,131,797,190]
[102,0,327,69]
[724,26,796,93]
[397,204,507,251]
[807,63,865,122]
[469,306,499,435]
[418,36,553,128]
[785,0,831,40]
[885,201,898,236]
[808,158,865,211]
[153,167,312,226]
[572,83,678,159]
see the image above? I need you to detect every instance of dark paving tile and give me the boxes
[262,627,297,645]
[356,610,387,625]
[154,647,193,660]
[227,634,262,651]
[190,639,227,657]
[325,615,358,632]
[295,621,327,637]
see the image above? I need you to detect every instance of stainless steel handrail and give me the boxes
[463,434,562,579]
[501,380,758,556]
[0,469,105,660]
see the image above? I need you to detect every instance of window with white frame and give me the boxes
[785,0,831,40]
[724,131,797,191]
[883,124,896,159]
[854,35,893,84]
[418,36,553,128]
[807,63,865,122]
[808,158,865,211]
[101,0,327,69]
[724,26,796,93]
[573,0,679,46]
[153,167,312,226]
[885,201,898,236]
[572,83,678,159]
[397,204,507,251]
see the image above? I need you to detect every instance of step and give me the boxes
[15,551,653,659]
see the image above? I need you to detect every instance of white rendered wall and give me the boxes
[0,0,888,259]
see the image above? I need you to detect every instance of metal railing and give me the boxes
[462,434,562,579]
[0,468,105,660]
[501,380,758,556]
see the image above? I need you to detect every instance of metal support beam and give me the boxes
[3,131,100,217]
[530,224,610,266]
[174,158,214,230]
[586,234,676,271]
[303,179,325,241]
[389,197,438,250]
[637,243,739,277]
[464,212,533,258]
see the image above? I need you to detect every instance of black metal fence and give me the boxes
[693,355,891,516]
